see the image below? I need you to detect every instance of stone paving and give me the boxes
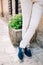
[0,19,43,65]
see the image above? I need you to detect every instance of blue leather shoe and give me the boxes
[24,47,32,57]
[18,47,24,60]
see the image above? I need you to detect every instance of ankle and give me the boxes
[19,47,24,53]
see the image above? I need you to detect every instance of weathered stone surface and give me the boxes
[0,17,43,65]
[8,26,22,46]
[36,16,43,48]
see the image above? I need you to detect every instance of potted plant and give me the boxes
[8,13,22,46]
[8,13,37,46]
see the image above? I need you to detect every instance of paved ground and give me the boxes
[0,19,43,65]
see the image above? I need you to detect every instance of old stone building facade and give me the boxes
[0,0,21,17]
[0,0,9,17]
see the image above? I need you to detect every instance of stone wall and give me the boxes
[18,0,22,13]
[3,0,9,16]
[0,0,1,16]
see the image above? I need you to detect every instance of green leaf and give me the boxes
[9,13,22,29]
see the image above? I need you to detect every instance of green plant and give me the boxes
[9,13,22,29]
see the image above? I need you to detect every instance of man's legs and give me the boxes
[20,2,43,48]
[18,0,32,60]
[18,0,43,60]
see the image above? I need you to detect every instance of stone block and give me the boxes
[8,26,22,46]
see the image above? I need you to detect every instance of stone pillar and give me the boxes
[8,0,12,15]
[18,0,22,13]
[1,0,4,17]
[12,0,15,16]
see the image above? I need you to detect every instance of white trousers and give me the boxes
[20,0,43,48]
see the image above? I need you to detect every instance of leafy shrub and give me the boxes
[9,13,22,29]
